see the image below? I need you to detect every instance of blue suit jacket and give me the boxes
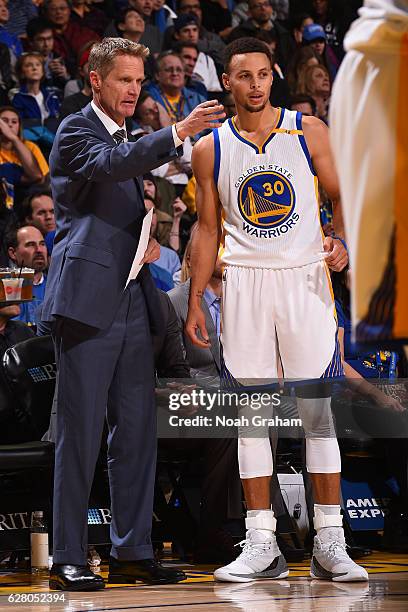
[42,103,181,330]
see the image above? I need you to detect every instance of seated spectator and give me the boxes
[152,0,177,33]
[290,93,316,116]
[0,0,23,61]
[6,224,48,327]
[21,190,56,238]
[311,0,357,62]
[302,23,339,81]
[143,171,176,217]
[0,178,17,266]
[116,7,156,80]
[70,0,109,36]
[232,0,290,29]
[0,43,14,106]
[172,14,221,93]
[145,196,181,284]
[175,42,208,99]
[296,63,331,122]
[291,11,314,45]
[134,90,172,135]
[145,50,206,135]
[43,0,100,77]
[227,0,295,70]
[0,106,46,210]
[59,48,92,119]
[27,18,71,92]
[171,0,226,69]
[6,0,38,38]
[199,0,232,37]
[104,0,163,55]
[146,186,187,252]
[11,52,62,124]
[285,44,323,95]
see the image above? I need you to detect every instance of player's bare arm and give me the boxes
[303,116,348,272]
[185,133,222,348]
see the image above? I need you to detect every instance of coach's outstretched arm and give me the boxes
[55,100,224,185]
[185,133,222,348]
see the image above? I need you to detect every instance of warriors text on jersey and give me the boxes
[213,108,324,270]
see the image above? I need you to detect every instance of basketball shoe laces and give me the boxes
[317,531,350,562]
[234,529,274,561]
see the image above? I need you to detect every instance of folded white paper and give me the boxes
[126,208,153,286]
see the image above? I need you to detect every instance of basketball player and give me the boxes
[330,0,408,345]
[186,38,368,583]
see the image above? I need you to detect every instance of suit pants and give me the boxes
[52,280,156,564]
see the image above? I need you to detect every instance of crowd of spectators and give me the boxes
[1,0,408,558]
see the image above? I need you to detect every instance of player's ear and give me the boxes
[222,73,230,91]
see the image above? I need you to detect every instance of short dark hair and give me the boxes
[290,94,317,115]
[26,18,54,40]
[21,190,53,222]
[173,40,199,54]
[5,224,42,251]
[115,7,142,29]
[223,38,273,73]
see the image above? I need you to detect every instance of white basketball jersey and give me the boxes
[344,0,408,52]
[214,108,324,269]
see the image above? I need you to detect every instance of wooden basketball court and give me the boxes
[1,552,407,611]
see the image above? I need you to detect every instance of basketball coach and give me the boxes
[41,38,224,591]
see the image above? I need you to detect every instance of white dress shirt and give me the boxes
[90,100,184,147]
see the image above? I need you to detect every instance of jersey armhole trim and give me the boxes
[296,111,317,176]
[213,128,221,186]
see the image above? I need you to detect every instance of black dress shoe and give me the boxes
[108,557,186,585]
[49,564,105,591]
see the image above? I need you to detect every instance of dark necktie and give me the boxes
[113,129,126,144]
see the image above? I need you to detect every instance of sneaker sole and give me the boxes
[214,569,289,583]
[310,557,369,582]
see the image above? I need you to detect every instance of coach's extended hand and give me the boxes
[175,99,225,140]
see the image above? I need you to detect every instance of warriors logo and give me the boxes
[238,171,296,229]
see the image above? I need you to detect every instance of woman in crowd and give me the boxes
[287,46,323,95]
[11,52,61,124]
[296,63,331,122]
[0,106,47,209]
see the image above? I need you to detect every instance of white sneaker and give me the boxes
[214,528,289,583]
[311,527,369,582]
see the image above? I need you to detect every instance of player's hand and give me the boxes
[323,236,348,271]
[176,100,225,140]
[141,237,160,263]
[185,305,210,348]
